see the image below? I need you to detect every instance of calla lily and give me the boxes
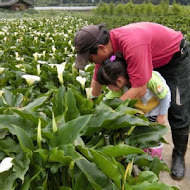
[56,63,66,85]
[37,60,48,64]
[0,157,13,173]
[52,45,56,54]
[43,51,46,59]
[33,52,38,61]
[49,63,66,85]
[22,74,40,86]
[37,64,41,75]
[0,90,4,97]
[85,88,93,100]
[33,52,43,61]
[76,76,86,89]
[0,67,5,74]
[85,64,91,71]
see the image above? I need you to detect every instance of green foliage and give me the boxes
[94,1,190,16]
[0,13,181,190]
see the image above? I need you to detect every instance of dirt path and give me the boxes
[159,120,190,190]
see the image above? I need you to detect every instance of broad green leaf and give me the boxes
[74,172,93,190]
[50,115,92,148]
[73,89,94,115]
[53,85,65,116]
[11,108,50,127]
[0,88,23,107]
[13,124,35,152]
[89,149,122,188]
[64,88,80,122]
[0,169,17,190]
[48,147,72,166]
[34,149,50,162]
[13,151,30,181]
[59,145,81,160]
[0,136,19,154]
[101,144,145,158]
[129,171,158,185]
[131,180,175,190]
[23,96,49,111]
[83,102,149,136]
[75,158,116,190]
[125,124,168,148]
[0,115,36,138]
[58,187,72,190]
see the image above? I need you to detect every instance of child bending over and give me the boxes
[97,54,171,125]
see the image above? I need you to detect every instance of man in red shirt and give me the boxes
[74,22,190,180]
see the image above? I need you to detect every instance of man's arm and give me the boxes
[119,84,147,101]
[91,79,102,97]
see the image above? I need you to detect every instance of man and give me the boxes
[74,22,190,180]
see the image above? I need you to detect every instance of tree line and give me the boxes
[33,0,189,6]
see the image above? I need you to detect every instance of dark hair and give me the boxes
[89,25,110,55]
[97,54,129,86]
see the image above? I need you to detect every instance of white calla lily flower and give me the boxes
[22,74,40,87]
[85,64,91,71]
[76,76,86,89]
[56,63,66,85]
[0,157,13,173]
[52,46,56,54]
[37,64,41,75]
[33,52,38,61]
[48,63,66,85]
[0,90,4,97]
[85,88,93,100]
[37,60,48,64]
[0,67,5,74]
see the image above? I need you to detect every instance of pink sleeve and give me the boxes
[93,64,101,81]
[124,44,153,88]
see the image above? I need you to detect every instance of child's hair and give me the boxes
[97,53,128,85]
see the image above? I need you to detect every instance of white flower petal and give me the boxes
[0,157,13,173]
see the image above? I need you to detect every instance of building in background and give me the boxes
[0,0,34,10]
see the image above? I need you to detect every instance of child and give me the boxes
[97,54,171,159]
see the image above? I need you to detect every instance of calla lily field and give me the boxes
[0,15,179,190]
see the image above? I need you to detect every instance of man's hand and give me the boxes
[119,84,147,101]
[91,79,102,97]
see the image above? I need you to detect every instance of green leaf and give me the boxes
[64,88,80,122]
[74,172,93,190]
[89,149,122,188]
[23,96,49,111]
[131,181,175,190]
[83,102,149,136]
[125,124,168,148]
[48,147,72,166]
[11,108,50,127]
[12,124,35,152]
[76,158,117,190]
[0,136,19,154]
[53,85,66,117]
[50,115,92,148]
[0,169,17,190]
[13,151,30,181]
[101,144,145,158]
[0,88,23,107]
